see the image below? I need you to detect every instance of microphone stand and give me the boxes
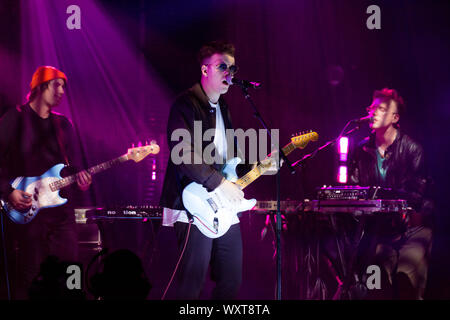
[291,121,362,169]
[290,120,364,299]
[237,84,294,300]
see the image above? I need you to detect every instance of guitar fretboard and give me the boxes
[235,142,294,190]
[50,155,129,191]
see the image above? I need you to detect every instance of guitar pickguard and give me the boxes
[25,177,67,208]
[182,157,256,238]
[3,164,67,224]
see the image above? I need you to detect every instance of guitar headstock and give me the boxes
[127,141,160,163]
[259,158,275,169]
[291,130,319,149]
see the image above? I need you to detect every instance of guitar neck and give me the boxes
[51,155,129,191]
[235,142,295,190]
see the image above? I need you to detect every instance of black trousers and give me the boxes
[5,206,78,299]
[174,222,242,300]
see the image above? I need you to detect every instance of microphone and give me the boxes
[226,75,261,89]
[351,115,374,123]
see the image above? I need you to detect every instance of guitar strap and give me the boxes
[52,115,70,167]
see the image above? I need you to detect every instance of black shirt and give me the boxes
[0,104,81,199]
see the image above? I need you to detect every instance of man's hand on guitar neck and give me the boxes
[8,189,32,211]
[216,178,244,209]
[76,170,92,191]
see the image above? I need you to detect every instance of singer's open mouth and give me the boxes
[222,80,229,85]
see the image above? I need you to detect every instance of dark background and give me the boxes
[0,0,449,299]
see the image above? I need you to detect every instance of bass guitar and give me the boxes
[1,142,160,224]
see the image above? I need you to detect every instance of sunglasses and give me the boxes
[208,62,238,74]
[366,105,398,115]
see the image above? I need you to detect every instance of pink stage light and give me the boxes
[338,165,347,183]
[338,137,348,162]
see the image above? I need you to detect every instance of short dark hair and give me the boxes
[372,88,406,116]
[26,79,66,102]
[26,82,50,102]
[197,40,235,66]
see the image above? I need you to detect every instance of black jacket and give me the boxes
[0,104,82,200]
[159,83,245,210]
[349,130,431,215]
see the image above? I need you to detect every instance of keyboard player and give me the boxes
[348,88,433,299]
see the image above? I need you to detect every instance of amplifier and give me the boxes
[251,200,303,214]
[73,207,101,250]
[84,205,163,222]
[308,199,408,215]
[317,185,393,200]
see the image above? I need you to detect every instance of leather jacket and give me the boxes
[349,130,431,214]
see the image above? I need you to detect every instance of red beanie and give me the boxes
[30,66,68,90]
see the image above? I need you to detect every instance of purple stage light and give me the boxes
[19,0,172,205]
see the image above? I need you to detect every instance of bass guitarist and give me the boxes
[0,66,91,299]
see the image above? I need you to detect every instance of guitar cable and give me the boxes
[192,215,219,236]
[0,204,11,300]
[161,219,193,300]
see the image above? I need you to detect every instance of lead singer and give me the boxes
[160,40,248,299]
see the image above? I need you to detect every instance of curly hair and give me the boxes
[373,88,406,116]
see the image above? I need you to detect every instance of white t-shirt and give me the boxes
[162,101,240,227]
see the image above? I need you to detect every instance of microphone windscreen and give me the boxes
[225,74,233,85]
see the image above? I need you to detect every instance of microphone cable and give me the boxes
[161,219,193,300]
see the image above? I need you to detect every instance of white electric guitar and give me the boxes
[182,131,319,238]
[1,142,160,224]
